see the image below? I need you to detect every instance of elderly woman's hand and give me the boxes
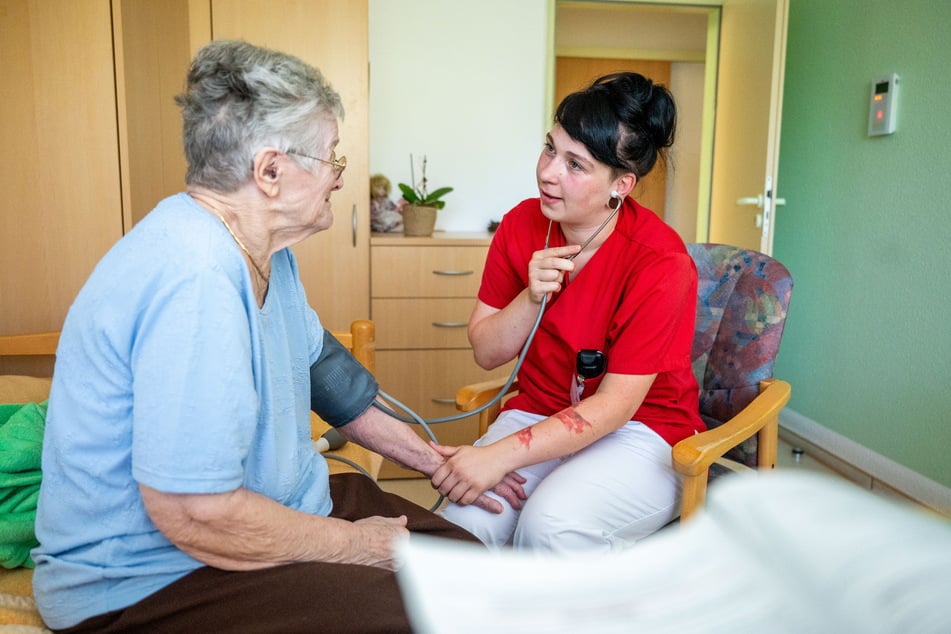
[429,443,526,511]
[350,515,410,570]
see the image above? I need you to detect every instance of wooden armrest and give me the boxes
[455,377,518,412]
[672,378,791,477]
[0,332,60,357]
[456,377,520,437]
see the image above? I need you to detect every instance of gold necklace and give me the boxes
[215,213,270,284]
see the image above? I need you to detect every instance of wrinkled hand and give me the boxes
[429,444,526,512]
[528,244,581,304]
[350,515,409,571]
[486,471,527,513]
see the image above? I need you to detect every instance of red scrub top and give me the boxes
[479,197,705,446]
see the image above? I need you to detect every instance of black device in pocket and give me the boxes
[576,349,606,380]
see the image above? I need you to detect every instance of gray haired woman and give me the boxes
[32,40,503,633]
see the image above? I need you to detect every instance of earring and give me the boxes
[609,191,622,211]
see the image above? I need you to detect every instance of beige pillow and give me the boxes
[0,375,51,404]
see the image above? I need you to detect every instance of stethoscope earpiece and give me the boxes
[609,191,622,211]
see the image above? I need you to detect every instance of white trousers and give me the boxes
[439,409,682,553]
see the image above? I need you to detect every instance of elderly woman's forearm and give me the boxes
[139,484,370,570]
[338,404,445,476]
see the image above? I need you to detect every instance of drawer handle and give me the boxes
[432,269,474,276]
[431,397,457,404]
[432,322,468,328]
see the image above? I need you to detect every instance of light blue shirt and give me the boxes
[32,193,328,629]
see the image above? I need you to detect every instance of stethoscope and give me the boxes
[330,192,624,509]
[377,191,623,429]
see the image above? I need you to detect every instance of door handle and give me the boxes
[737,194,786,208]
[737,194,764,208]
[351,204,357,247]
[432,322,468,328]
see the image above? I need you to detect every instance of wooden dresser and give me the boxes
[370,232,512,478]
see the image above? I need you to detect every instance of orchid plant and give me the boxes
[398,154,453,209]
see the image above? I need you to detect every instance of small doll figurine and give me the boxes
[370,173,404,233]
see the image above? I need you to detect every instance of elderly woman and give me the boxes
[31,40,507,633]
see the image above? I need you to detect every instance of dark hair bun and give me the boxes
[556,72,676,178]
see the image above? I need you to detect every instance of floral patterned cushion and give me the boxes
[687,244,793,466]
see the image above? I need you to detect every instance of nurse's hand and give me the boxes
[429,444,526,511]
[527,244,581,304]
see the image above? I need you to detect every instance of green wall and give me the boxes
[774,0,951,488]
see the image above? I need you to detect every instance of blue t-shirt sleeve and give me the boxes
[130,266,257,494]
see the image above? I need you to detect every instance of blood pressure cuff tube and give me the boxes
[309,329,380,428]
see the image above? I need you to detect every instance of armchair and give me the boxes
[0,320,382,630]
[456,244,793,521]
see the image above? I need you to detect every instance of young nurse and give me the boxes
[433,72,705,551]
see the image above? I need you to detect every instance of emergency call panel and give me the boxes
[868,73,899,136]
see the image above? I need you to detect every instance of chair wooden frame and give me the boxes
[455,373,791,521]
[671,377,790,519]
[329,319,376,372]
[0,332,61,357]
[0,320,381,479]
[0,321,375,369]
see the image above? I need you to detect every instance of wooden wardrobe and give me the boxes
[0,0,370,363]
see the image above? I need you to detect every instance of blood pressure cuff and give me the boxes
[309,329,379,427]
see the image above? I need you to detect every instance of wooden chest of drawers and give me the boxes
[370,232,511,478]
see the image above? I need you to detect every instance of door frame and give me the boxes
[549,0,787,253]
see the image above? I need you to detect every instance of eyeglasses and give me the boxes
[287,150,347,177]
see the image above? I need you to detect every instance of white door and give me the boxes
[553,0,789,254]
[708,0,789,254]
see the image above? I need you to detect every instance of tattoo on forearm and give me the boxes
[556,408,592,434]
[515,427,533,449]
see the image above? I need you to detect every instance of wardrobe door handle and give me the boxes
[432,269,474,276]
[351,204,357,247]
[432,322,467,328]
[431,397,457,405]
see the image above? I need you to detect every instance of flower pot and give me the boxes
[402,204,437,237]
